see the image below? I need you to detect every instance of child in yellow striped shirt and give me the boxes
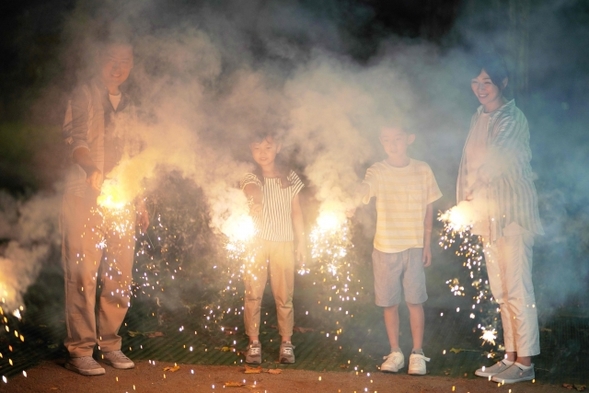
[353,126,441,376]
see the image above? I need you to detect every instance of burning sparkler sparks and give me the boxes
[300,208,370,343]
[480,326,497,346]
[438,205,499,350]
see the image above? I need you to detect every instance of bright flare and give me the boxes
[316,210,345,234]
[438,202,475,232]
[481,327,497,346]
[97,179,131,210]
[221,214,256,244]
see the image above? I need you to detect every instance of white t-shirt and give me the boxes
[109,93,122,111]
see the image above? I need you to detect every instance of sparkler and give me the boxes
[132,177,254,344]
[0,300,25,384]
[96,178,137,236]
[303,209,369,342]
[438,203,500,348]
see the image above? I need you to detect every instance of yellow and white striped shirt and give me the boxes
[363,159,442,253]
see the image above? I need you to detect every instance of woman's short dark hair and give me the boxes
[472,53,509,88]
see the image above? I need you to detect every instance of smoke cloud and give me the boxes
[1,0,587,318]
[0,190,61,310]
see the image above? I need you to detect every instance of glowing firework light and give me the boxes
[96,178,137,236]
[132,176,249,340]
[438,203,500,349]
[302,209,369,342]
[0,301,25,383]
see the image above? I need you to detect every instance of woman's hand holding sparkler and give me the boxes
[87,170,104,192]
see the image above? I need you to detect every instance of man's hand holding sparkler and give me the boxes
[74,147,104,192]
[136,198,150,234]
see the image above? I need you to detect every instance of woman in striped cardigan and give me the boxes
[457,55,543,385]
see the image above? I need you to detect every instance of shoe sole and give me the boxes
[491,375,534,384]
[381,363,404,373]
[408,370,426,375]
[280,357,295,364]
[65,363,106,376]
[104,362,135,369]
[475,370,498,378]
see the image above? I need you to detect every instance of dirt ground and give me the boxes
[0,360,565,393]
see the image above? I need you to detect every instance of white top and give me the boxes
[109,93,122,110]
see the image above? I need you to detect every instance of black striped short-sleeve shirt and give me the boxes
[241,170,304,242]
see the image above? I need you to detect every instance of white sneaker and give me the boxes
[381,351,404,372]
[491,363,535,384]
[408,353,430,375]
[65,356,106,376]
[102,350,135,369]
[474,359,513,378]
[279,341,296,364]
[245,341,262,364]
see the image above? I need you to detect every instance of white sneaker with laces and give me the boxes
[65,356,106,376]
[245,341,262,364]
[408,353,430,375]
[279,341,295,364]
[102,350,135,369]
[491,363,535,384]
[381,351,404,372]
[474,359,513,378]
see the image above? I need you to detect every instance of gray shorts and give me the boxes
[372,248,428,307]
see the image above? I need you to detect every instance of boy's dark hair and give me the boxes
[250,130,290,189]
[97,36,134,56]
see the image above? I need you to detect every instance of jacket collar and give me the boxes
[476,99,515,119]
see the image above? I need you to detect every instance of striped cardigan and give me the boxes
[457,100,544,240]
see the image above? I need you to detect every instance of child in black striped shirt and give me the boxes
[240,131,306,365]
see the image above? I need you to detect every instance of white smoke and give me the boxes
[5,0,587,316]
[0,190,61,310]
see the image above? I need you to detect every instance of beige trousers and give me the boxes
[244,239,295,338]
[484,222,540,357]
[61,192,135,357]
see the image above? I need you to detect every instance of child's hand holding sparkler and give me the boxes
[244,183,263,216]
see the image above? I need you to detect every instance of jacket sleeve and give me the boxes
[477,110,530,183]
[63,85,91,157]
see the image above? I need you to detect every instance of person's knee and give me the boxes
[405,301,424,309]
[383,304,400,312]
